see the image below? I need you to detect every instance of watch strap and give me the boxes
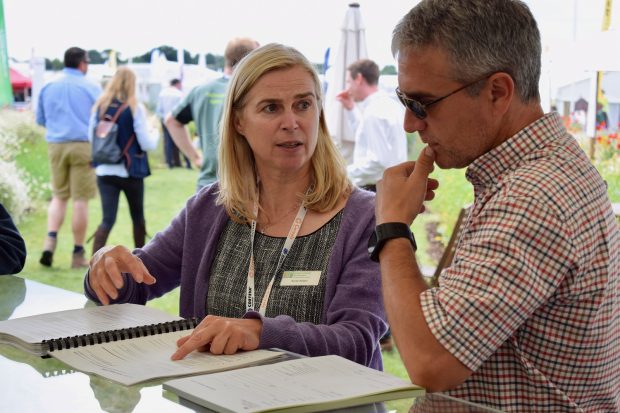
[368,222,416,262]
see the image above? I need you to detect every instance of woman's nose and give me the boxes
[281,110,299,131]
[403,109,426,133]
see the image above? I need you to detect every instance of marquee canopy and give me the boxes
[9,67,32,91]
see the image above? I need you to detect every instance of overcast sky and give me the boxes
[4,0,617,69]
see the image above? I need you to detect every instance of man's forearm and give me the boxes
[164,115,201,166]
[380,238,471,391]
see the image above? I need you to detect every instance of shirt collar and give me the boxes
[465,112,565,188]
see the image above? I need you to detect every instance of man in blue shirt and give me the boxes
[36,47,101,269]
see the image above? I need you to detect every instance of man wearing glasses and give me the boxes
[36,47,101,269]
[372,0,620,411]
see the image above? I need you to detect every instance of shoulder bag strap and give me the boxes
[121,133,137,169]
[122,133,136,154]
[100,102,129,122]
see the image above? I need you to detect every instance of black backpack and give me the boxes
[92,103,134,164]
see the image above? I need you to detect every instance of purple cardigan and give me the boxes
[85,184,386,369]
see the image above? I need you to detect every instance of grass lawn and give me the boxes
[13,121,196,315]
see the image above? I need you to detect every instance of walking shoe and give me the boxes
[39,251,53,267]
[39,236,57,267]
[71,250,89,269]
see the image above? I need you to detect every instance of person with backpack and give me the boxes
[88,67,159,256]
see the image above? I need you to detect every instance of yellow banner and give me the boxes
[108,50,117,71]
[602,0,613,31]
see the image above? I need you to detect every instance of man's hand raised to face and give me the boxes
[376,146,438,226]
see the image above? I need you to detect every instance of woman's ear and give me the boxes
[234,114,244,136]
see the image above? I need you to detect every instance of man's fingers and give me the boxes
[384,161,417,178]
[427,178,439,190]
[411,146,435,181]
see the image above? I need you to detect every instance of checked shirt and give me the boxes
[419,113,620,412]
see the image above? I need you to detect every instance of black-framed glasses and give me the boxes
[396,74,492,120]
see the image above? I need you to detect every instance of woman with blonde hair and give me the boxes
[84,44,386,369]
[88,67,158,255]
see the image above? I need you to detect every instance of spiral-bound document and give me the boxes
[0,303,283,385]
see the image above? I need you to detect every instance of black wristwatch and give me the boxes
[368,222,416,262]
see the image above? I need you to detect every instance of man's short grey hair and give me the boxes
[392,0,541,102]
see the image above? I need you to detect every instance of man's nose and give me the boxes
[403,109,426,133]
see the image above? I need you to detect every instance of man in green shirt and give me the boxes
[166,38,259,190]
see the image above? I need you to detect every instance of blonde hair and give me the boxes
[94,67,138,116]
[217,43,351,223]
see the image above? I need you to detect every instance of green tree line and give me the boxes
[44,45,226,71]
[44,46,397,75]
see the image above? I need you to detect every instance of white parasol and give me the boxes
[324,3,368,164]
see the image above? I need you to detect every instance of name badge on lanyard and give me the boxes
[281,270,321,286]
[246,199,308,316]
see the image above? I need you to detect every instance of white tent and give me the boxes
[555,71,620,132]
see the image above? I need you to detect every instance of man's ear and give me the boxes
[488,72,514,115]
[79,60,88,74]
[355,73,365,85]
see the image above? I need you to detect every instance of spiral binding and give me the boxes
[42,317,199,353]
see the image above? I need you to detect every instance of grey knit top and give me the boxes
[207,211,343,324]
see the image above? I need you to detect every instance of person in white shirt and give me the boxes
[156,79,190,168]
[336,59,407,191]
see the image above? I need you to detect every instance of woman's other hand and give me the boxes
[171,316,262,360]
[88,245,156,305]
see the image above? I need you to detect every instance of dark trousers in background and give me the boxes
[97,175,145,230]
[161,121,191,169]
[91,175,147,254]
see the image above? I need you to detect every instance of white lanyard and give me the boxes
[246,199,307,316]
